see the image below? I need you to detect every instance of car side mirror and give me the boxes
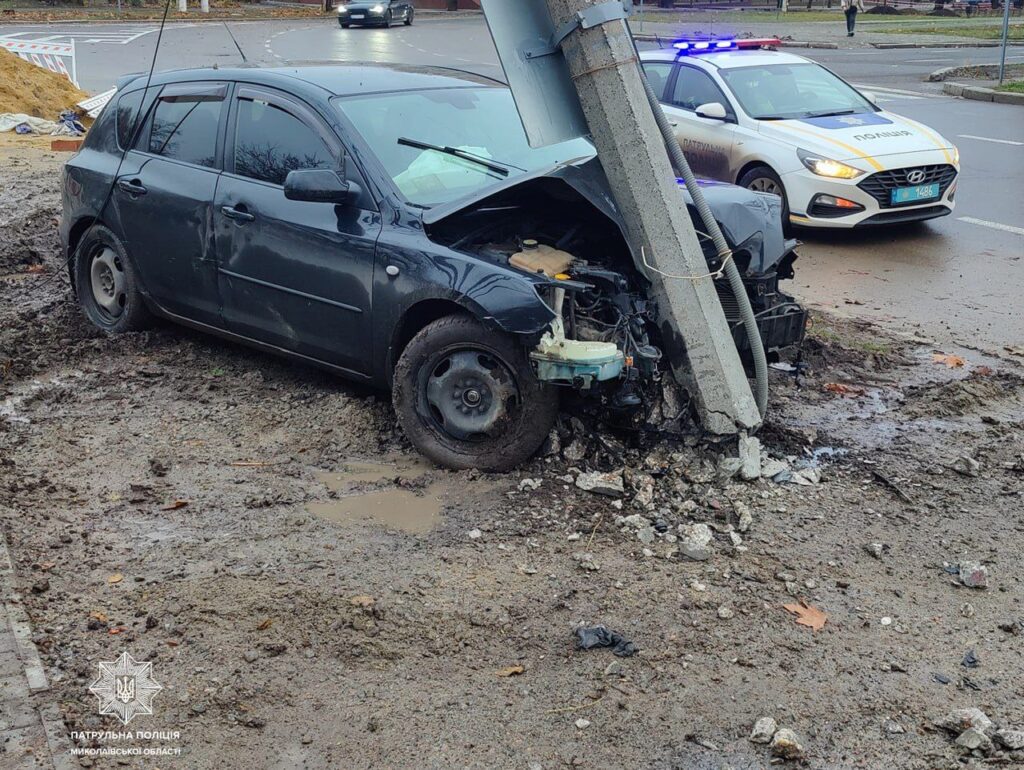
[860,91,878,107]
[695,102,729,121]
[283,168,358,204]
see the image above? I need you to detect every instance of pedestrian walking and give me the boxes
[841,0,866,37]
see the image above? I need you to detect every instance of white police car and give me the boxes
[640,40,960,228]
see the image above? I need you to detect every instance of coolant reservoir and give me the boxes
[509,239,575,278]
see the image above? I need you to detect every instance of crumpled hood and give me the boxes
[422,157,791,276]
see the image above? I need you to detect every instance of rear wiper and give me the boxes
[397,137,509,177]
[804,109,856,118]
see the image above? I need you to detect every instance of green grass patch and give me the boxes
[876,22,1024,39]
[997,79,1024,92]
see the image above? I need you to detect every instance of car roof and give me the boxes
[640,48,810,70]
[121,62,504,98]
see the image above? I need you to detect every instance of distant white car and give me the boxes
[639,41,960,228]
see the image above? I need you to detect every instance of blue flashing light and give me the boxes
[671,38,736,55]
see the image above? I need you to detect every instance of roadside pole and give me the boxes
[541,0,762,434]
[998,0,1011,84]
[201,0,209,12]
[177,0,187,12]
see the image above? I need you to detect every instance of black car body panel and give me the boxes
[61,63,804,400]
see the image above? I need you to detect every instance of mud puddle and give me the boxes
[308,483,447,534]
[309,456,449,533]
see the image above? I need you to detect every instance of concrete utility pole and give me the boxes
[177,0,187,12]
[201,0,209,12]
[542,0,761,434]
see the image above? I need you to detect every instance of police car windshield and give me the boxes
[335,87,596,207]
[719,63,876,121]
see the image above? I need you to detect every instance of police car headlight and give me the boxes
[952,145,960,166]
[798,149,864,180]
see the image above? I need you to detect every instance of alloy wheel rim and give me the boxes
[748,177,781,196]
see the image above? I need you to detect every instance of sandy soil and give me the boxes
[2,146,1023,770]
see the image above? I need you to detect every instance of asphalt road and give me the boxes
[2,16,1022,349]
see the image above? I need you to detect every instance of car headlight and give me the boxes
[369,4,384,11]
[337,5,347,11]
[951,145,960,166]
[797,149,864,180]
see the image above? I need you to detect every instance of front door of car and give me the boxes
[660,64,737,181]
[113,81,227,326]
[213,86,381,376]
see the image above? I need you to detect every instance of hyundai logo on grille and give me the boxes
[907,169,927,184]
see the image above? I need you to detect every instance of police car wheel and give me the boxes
[739,165,790,230]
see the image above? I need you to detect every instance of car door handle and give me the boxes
[221,206,255,223]
[117,179,147,196]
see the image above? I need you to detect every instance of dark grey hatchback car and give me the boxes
[62,64,805,471]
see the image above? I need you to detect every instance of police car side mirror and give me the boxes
[695,102,729,121]
[860,91,878,107]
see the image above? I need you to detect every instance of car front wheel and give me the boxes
[74,224,151,334]
[739,165,790,227]
[404,8,413,24]
[392,315,558,471]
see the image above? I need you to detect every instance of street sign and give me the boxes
[479,0,631,148]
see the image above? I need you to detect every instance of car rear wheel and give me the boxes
[739,165,790,227]
[74,225,151,334]
[392,315,558,471]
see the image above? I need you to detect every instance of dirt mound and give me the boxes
[0,48,90,119]
[902,371,1024,418]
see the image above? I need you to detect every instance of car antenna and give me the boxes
[28,0,172,298]
[222,21,248,64]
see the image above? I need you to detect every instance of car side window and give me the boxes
[233,97,334,186]
[146,87,224,168]
[641,62,674,101]
[671,66,732,116]
[115,90,144,150]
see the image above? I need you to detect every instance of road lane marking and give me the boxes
[853,83,942,98]
[957,134,1024,146]
[958,217,1024,236]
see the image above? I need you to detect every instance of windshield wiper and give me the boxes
[397,137,510,177]
[804,109,857,119]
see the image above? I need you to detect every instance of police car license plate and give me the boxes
[891,183,939,204]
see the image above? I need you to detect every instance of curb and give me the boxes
[943,81,1024,104]
[929,62,1024,81]
[872,40,1024,49]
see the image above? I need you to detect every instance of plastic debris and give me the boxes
[574,624,637,657]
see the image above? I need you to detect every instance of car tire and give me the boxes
[738,165,790,230]
[392,314,558,472]
[73,224,151,334]
[404,8,413,24]
[340,22,350,28]
[384,10,393,27]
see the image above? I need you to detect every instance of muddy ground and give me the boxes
[2,144,1023,770]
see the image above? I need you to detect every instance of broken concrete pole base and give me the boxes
[545,0,761,436]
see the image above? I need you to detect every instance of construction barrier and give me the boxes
[0,37,78,87]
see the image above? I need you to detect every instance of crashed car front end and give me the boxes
[422,158,807,420]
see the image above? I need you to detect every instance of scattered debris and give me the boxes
[933,353,966,368]
[575,718,591,729]
[950,455,981,478]
[961,648,980,669]
[863,542,886,559]
[995,728,1024,751]
[574,552,600,571]
[750,716,777,744]
[782,600,827,632]
[824,382,866,397]
[677,523,713,561]
[467,528,482,540]
[935,707,994,735]
[958,562,989,589]
[770,728,806,760]
[496,665,525,677]
[955,727,994,753]
[575,625,637,658]
[161,499,190,511]
[717,606,734,620]
[574,470,625,497]
[738,435,761,481]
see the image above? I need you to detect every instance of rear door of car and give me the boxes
[213,85,381,376]
[112,81,227,325]
[659,63,738,181]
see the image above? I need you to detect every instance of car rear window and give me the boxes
[146,86,225,168]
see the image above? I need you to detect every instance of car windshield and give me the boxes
[334,87,595,208]
[719,62,876,121]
